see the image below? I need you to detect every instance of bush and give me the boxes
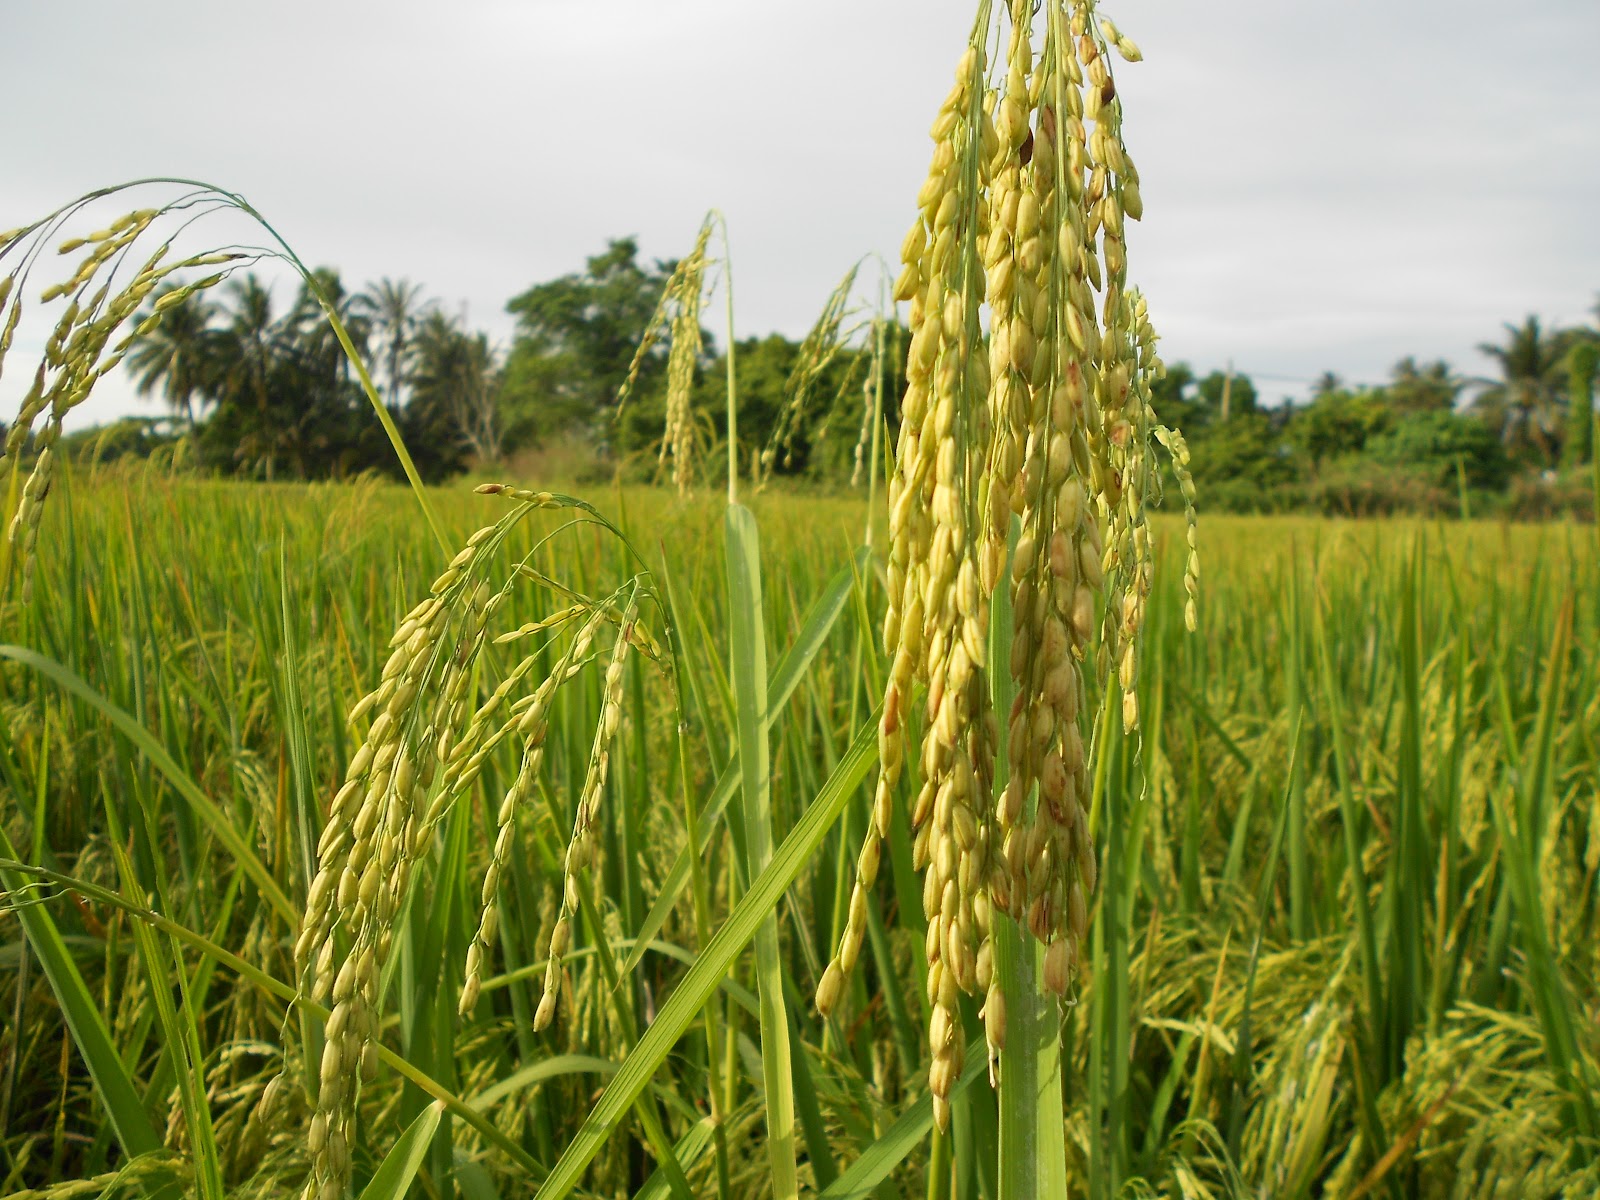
[59,417,181,465]
[1497,471,1595,522]
[1367,410,1510,491]
[1300,458,1456,518]
[1188,412,1298,496]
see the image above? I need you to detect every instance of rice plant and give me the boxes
[3,3,1599,1200]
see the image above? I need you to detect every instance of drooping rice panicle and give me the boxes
[457,603,609,1015]
[818,0,1195,1129]
[660,223,713,494]
[0,207,250,597]
[611,216,714,495]
[534,589,639,1031]
[290,477,666,1200]
[821,4,1001,1132]
[761,263,864,484]
[848,319,881,489]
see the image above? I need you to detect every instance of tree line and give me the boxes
[1153,313,1598,517]
[111,271,497,481]
[68,238,876,486]
[65,237,1600,516]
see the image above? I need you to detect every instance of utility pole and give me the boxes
[1220,358,1234,422]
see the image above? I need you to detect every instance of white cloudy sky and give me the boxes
[3,0,1597,429]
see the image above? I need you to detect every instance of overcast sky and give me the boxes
[3,0,1597,430]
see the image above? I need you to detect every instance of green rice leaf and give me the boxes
[531,715,878,1200]
[358,1100,444,1200]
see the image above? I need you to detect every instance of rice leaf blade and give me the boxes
[725,501,799,1200]
[357,1100,444,1200]
[531,717,877,1200]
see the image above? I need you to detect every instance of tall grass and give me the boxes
[3,0,1598,1194]
[2,473,1596,1197]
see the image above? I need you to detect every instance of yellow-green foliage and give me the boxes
[1,470,1597,1198]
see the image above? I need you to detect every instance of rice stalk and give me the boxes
[615,216,715,495]
[760,264,866,485]
[535,587,641,1031]
[817,0,1197,1132]
[457,602,608,1016]
[0,180,448,599]
[290,483,665,1200]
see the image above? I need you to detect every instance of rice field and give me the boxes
[1,467,1597,1199]
[4,1,1599,1196]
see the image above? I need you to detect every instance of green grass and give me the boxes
[2,467,1598,1199]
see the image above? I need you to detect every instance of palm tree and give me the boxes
[1475,316,1566,465]
[1311,370,1343,399]
[212,278,276,406]
[269,270,370,477]
[286,268,369,387]
[126,288,219,426]
[1388,357,1461,413]
[356,278,430,409]
[211,275,286,479]
[411,310,504,464]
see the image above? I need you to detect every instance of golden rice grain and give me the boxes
[816,0,1195,1128]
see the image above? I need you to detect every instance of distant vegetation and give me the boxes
[30,241,1600,519]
